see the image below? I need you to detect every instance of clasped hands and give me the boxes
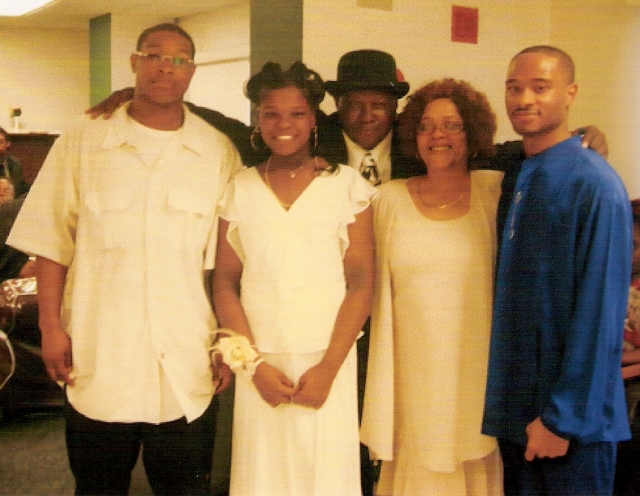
[524,417,570,462]
[252,361,336,409]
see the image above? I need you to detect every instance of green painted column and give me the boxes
[250,0,303,75]
[89,14,111,107]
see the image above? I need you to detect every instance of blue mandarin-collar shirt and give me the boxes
[482,136,632,446]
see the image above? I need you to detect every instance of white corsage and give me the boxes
[210,328,263,377]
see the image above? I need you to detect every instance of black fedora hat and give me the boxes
[325,49,410,98]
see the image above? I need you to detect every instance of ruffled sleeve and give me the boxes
[337,165,377,258]
[360,181,399,461]
[217,172,245,263]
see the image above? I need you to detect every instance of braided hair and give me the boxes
[245,61,325,110]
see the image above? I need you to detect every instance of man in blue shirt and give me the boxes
[482,45,633,495]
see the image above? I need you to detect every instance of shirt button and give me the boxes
[515,191,522,203]
[509,230,515,239]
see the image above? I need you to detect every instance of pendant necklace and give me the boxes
[264,156,320,209]
[288,162,306,178]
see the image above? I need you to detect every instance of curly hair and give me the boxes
[397,78,496,170]
[245,61,325,109]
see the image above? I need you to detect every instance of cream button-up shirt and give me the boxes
[8,105,243,423]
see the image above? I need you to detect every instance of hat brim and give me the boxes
[325,81,410,98]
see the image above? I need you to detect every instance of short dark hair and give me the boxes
[137,23,195,58]
[0,127,8,140]
[397,78,496,168]
[513,45,575,83]
[245,61,325,110]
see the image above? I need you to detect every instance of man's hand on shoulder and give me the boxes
[573,125,608,158]
[86,88,135,119]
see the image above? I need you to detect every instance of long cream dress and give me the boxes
[360,170,504,496]
[219,164,376,496]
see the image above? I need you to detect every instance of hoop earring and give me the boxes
[312,126,319,154]
[250,127,264,151]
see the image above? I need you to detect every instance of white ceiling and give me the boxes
[0,0,238,30]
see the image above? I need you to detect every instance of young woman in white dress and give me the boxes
[212,61,375,496]
[361,79,504,496]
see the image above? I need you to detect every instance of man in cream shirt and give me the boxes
[8,23,242,495]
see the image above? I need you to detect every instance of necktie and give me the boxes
[360,153,381,186]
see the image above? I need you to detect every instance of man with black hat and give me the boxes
[320,49,420,496]
[320,49,423,184]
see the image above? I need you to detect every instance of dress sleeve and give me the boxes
[217,176,245,263]
[337,166,377,258]
[360,183,396,461]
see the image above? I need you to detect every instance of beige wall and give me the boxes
[181,0,251,124]
[0,26,89,134]
[550,0,640,196]
[0,0,638,196]
[304,0,640,197]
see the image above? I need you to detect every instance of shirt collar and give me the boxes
[343,130,392,168]
[101,103,207,156]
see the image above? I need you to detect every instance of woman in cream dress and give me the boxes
[212,62,375,496]
[361,79,504,496]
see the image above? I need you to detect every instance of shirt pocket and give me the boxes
[166,189,215,252]
[167,189,213,216]
[84,188,137,250]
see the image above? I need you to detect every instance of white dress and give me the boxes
[218,164,376,496]
[360,170,504,496]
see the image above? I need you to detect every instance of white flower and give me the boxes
[210,329,262,377]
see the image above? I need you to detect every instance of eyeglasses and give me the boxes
[417,121,465,135]
[134,52,194,68]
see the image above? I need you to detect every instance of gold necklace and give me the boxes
[417,178,468,209]
[264,156,319,209]
[436,191,466,209]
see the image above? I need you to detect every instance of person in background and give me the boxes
[482,45,632,496]
[0,177,15,206]
[0,128,30,197]
[0,196,34,281]
[621,199,640,377]
[211,61,375,495]
[361,78,503,495]
[0,178,35,280]
[7,23,242,495]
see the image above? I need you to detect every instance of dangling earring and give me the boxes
[250,127,264,151]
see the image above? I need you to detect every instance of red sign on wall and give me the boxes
[451,6,479,44]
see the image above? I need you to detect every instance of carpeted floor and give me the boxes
[0,408,153,496]
[0,409,74,496]
[0,387,234,496]
[2,403,639,496]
